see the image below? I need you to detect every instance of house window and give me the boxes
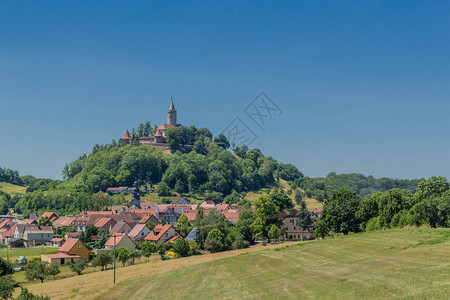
[77,245,82,249]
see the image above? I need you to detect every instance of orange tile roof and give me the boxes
[156,123,174,130]
[58,238,81,253]
[123,130,131,139]
[144,224,174,242]
[93,217,113,228]
[164,236,179,245]
[105,234,127,247]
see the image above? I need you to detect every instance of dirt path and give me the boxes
[24,242,301,300]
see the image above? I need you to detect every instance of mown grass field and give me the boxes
[0,182,27,195]
[24,228,449,299]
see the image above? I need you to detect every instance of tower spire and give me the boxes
[169,97,175,111]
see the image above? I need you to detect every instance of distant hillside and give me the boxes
[298,173,421,201]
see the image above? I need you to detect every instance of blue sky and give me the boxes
[1,1,449,180]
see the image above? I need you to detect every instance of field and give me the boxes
[0,182,27,195]
[23,228,449,299]
[0,246,55,262]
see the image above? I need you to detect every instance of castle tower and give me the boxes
[122,130,131,145]
[167,98,177,126]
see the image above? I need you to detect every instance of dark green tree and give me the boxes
[322,189,361,234]
[173,238,190,257]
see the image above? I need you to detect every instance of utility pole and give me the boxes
[113,235,116,284]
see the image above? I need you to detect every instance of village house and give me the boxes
[199,201,215,209]
[110,220,133,236]
[224,211,240,224]
[105,234,136,250]
[138,214,160,226]
[144,224,180,243]
[280,210,311,241]
[50,237,65,247]
[128,224,151,242]
[14,224,53,246]
[58,238,90,260]
[52,216,77,228]
[41,253,81,266]
[160,207,179,226]
[93,217,116,230]
[40,212,59,222]
[176,197,190,205]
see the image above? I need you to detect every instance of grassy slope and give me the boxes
[0,182,27,195]
[24,228,450,299]
[244,179,323,210]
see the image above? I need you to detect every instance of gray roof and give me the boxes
[185,227,199,242]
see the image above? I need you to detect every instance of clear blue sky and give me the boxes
[1,1,449,180]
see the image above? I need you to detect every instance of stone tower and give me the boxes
[167,98,177,126]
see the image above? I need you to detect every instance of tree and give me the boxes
[139,241,156,261]
[322,189,361,234]
[69,258,88,275]
[294,190,303,205]
[204,229,224,253]
[268,191,293,210]
[268,224,280,242]
[296,198,313,231]
[116,248,130,267]
[236,210,255,243]
[91,251,113,271]
[156,182,171,196]
[213,134,230,149]
[98,231,108,248]
[25,261,60,283]
[16,288,50,300]
[176,214,191,237]
[38,216,52,227]
[173,238,190,257]
[145,221,156,231]
[415,176,449,200]
[231,232,249,249]
[128,249,141,265]
[250,195,283,240]
[312,219,328,239]
[0,276,14,300]
[0,258,13,277]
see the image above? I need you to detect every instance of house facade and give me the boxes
[145,224,180,243]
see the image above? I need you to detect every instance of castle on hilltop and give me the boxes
[122,99,181,145]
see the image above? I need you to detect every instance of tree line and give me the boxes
[313,176,450,238]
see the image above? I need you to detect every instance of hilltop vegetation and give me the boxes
[25,228,450,299]
[0,124,436,217]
